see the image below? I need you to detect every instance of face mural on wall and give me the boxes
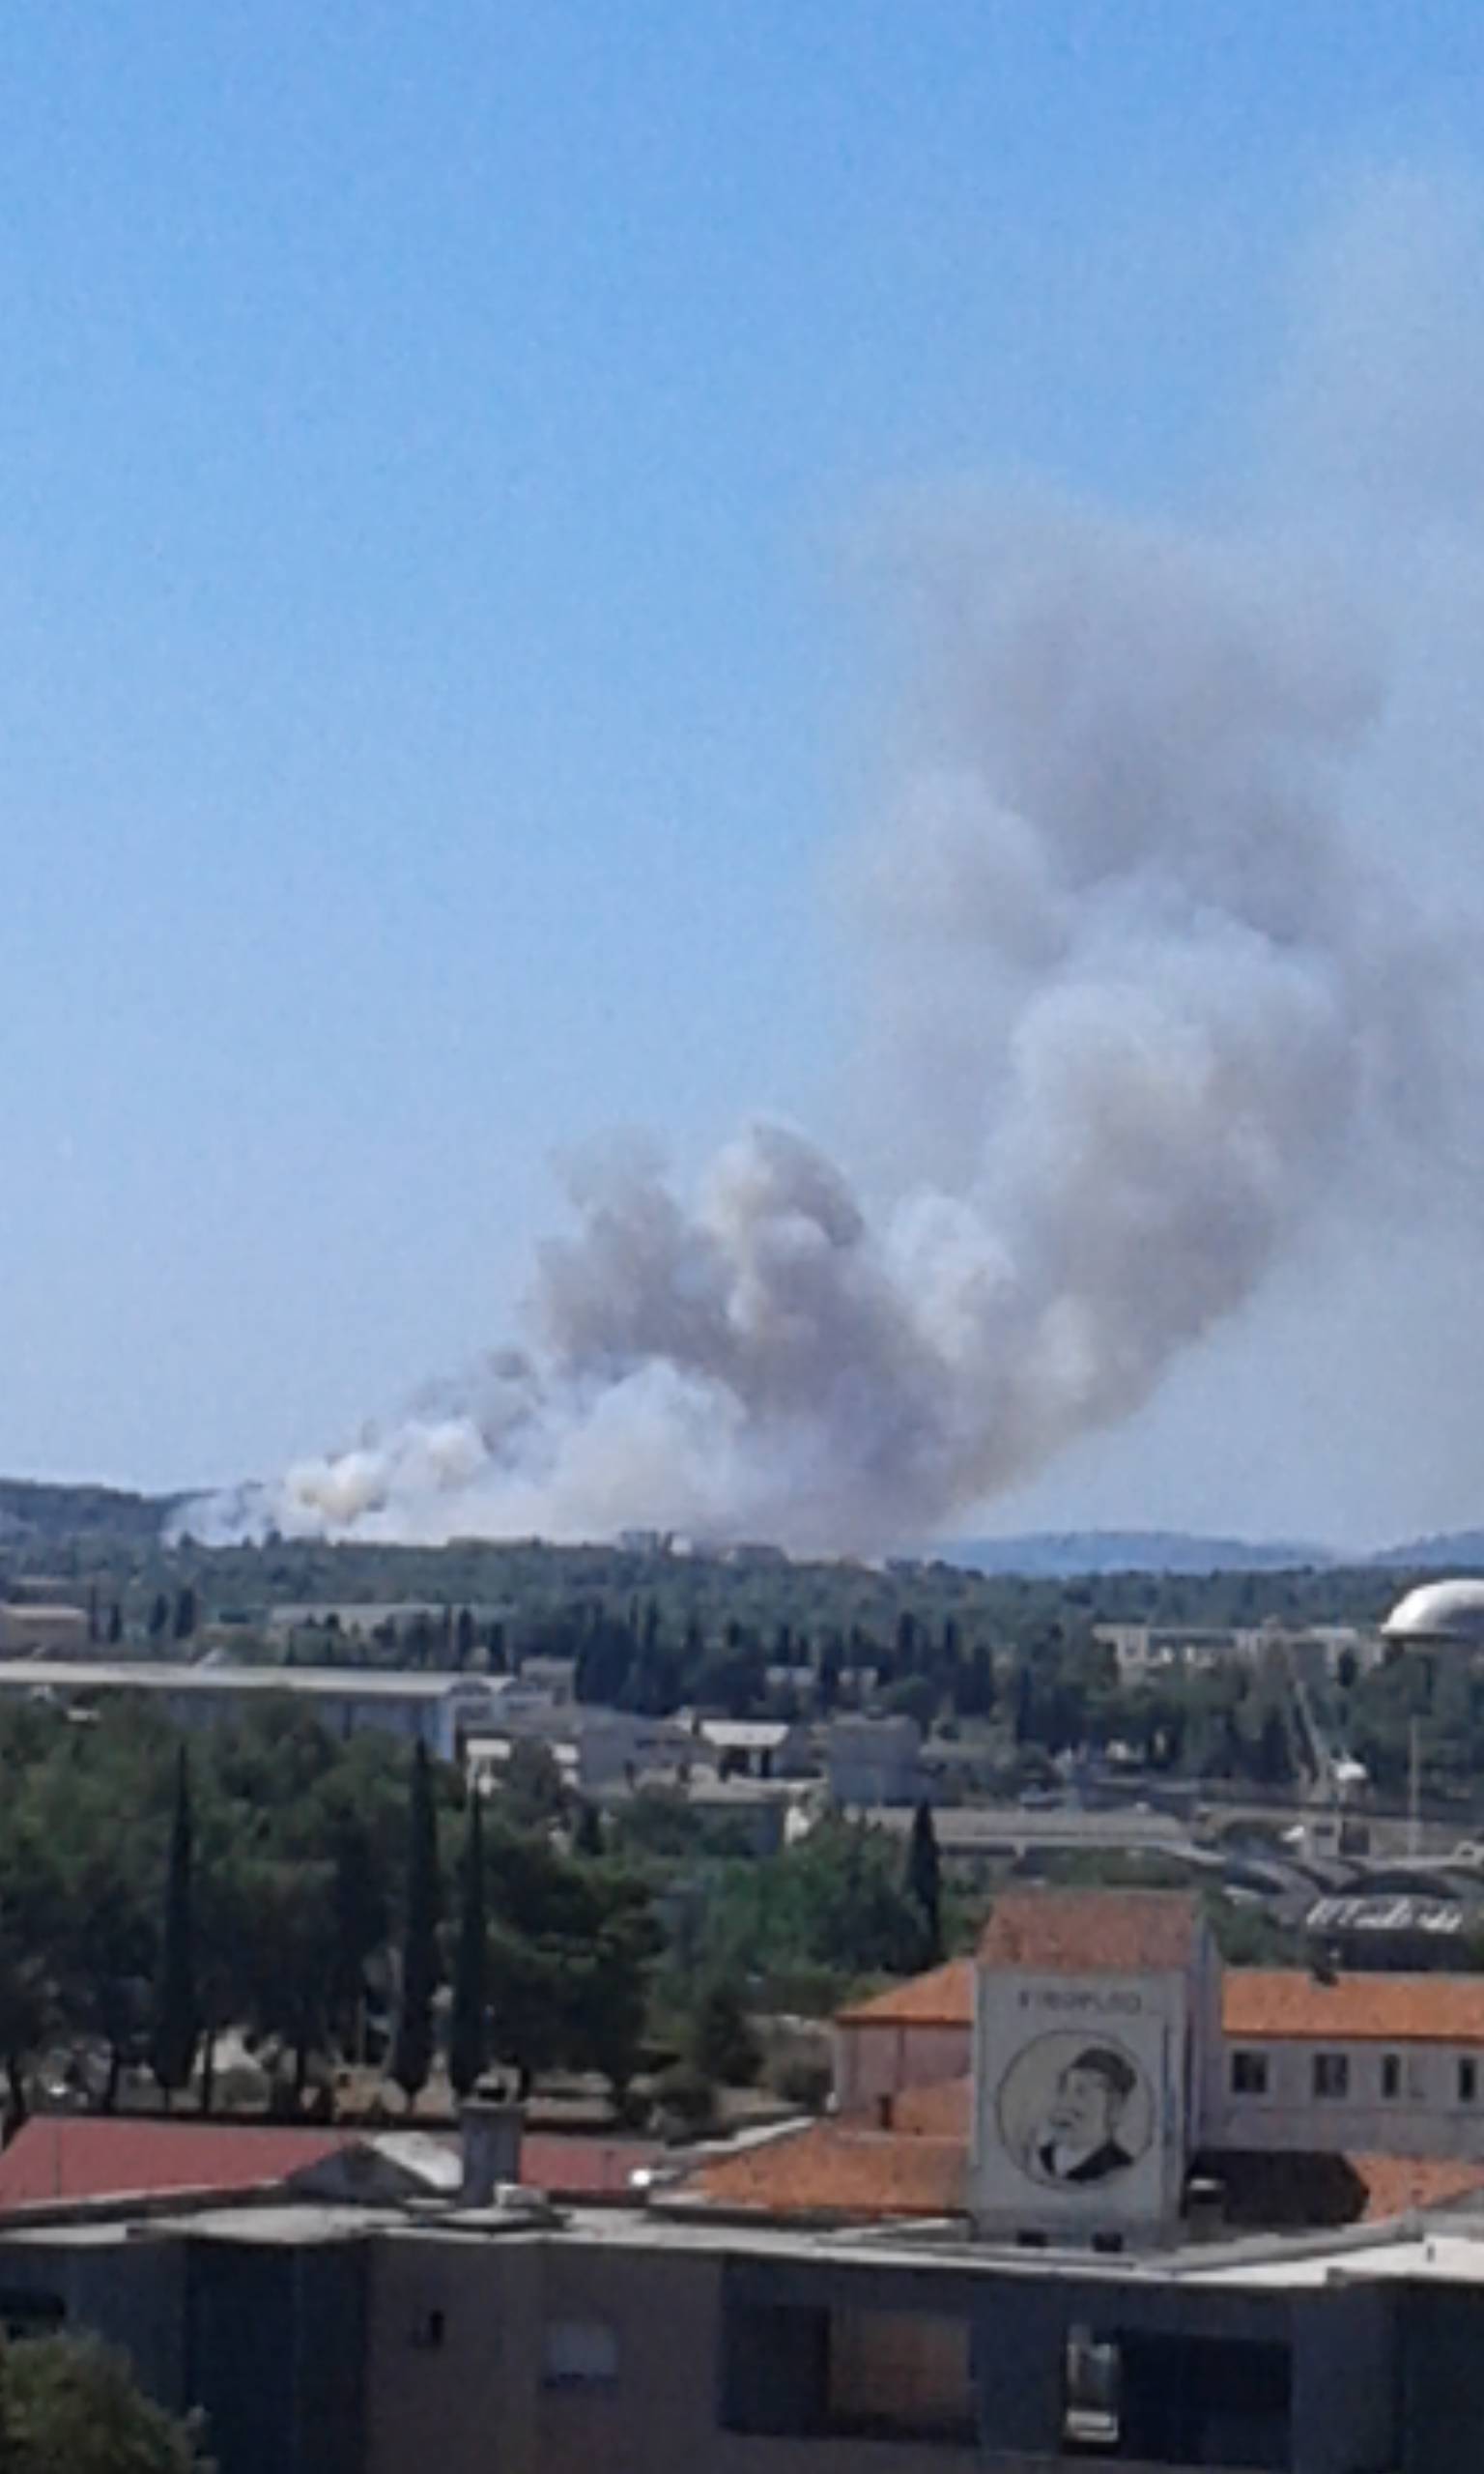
[995,2031,1154,2189]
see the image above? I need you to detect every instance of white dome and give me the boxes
[1383,1579,1484,1645]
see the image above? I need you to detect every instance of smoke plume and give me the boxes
[188,475,1456,1555]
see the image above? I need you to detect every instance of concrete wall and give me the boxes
[1213,2036,1484,2160]
[833,2022,971,2114]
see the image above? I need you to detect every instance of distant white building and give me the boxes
[0,1659,509,1762]
[0,1603,90,1655]
[696,1717,814,1780]
[825,1714,925,1808]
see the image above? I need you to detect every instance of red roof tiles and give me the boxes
[0,2118,352,2211]
[1223,1970,1484,2045]
[980,1889,1199,1973]
[835,1959,975,2028]
[687,2121,967,2220]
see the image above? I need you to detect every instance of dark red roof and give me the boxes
[0,2118,353,2210]
[0,2116,666,2214]
[518,2135,662,2198]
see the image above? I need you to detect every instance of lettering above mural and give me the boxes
[995,2031,1154,2190]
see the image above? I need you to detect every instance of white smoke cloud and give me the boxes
[186,193,1476,1557]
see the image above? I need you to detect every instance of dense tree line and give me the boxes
[0,1696,662,2130]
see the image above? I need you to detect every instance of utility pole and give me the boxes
[1409,1716,1422,1859]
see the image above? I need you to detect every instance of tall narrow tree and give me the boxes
[905,1799,943,1966]
[391,1740,441,2111]
[151,1750,199,2109]
[447,1790,488,2100]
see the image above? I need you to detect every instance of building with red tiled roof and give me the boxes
[833,1959,974,2114]
[825,1886,1484,2247]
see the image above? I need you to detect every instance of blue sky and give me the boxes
[5,1,1484,1546]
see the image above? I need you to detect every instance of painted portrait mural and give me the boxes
[995,2030,1155,2190]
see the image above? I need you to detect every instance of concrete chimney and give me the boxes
[459,2098,523,2205]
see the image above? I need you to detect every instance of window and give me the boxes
[1381,2054,1401,2100]
[1313,2053,1350,2100]
[1461,2058,1477,2104]
[1230,2049,1269,2096]
[827,2310,976,2444]
[542,2319,618,2390]
[1064,2325,1122,2451]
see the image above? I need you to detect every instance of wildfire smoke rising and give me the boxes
[191,478,1454,1556]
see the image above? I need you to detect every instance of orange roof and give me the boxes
[1352,2152,1484,2222]
[1222,1970,1484,2045]
[889,2075,973,2137]
[686,2120,967,2220]
[836,1957,975,2028]
[981,1888,1199,1973]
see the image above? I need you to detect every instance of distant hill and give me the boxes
[0,1477,180,1544]
[1370,1530,1484,1572]
[937,1529,1337,1577]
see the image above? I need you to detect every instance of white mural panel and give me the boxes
[973,1971,1184,2228]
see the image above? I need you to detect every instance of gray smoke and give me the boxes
[188,483,1455,1555]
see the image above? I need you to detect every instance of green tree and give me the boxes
[447,1792,488,2099]
[905,1799,943,1965]
[390,1741,442,2110]
[0,2333,209,2472]
[688,1975,760,2086]
[151,1748,199,2108]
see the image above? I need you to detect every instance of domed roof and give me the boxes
[1383,1579,1484,1644]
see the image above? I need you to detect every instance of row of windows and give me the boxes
[1230,2048,1479,2104]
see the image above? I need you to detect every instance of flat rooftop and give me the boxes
[14,2189,1484,2299]
[0,1660,505,1702]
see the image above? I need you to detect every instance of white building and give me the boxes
[696,1717,814,1780]
[0,1658,509,1762]
[825,1714,925,1808]
[833,1886,1484,2250]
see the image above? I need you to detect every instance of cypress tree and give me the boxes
[905,1798,943,1966]
[447,1791,487,2101]
[151,1748,199,2108]
[391,1740,442,2111]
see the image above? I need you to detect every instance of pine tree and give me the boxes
[689,1976,760,2086]
[573,1801,604,1858]
[106,1603,123,1647]
[905,1798,943,1965]
[151,1749,199,2107]
[391,1740,442,2110]
[172,1586,197,1641]
[447,1791,487,2100]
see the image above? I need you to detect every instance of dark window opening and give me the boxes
[1313,2052,1349,2100]
[0,2290,65,2343]
[1382,2055,1401,2100]
[1460,2058,1477,2104]
[721,2301,974,2446]
[1231,2050,1269,2096]
[1082,2332,1291,2469]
